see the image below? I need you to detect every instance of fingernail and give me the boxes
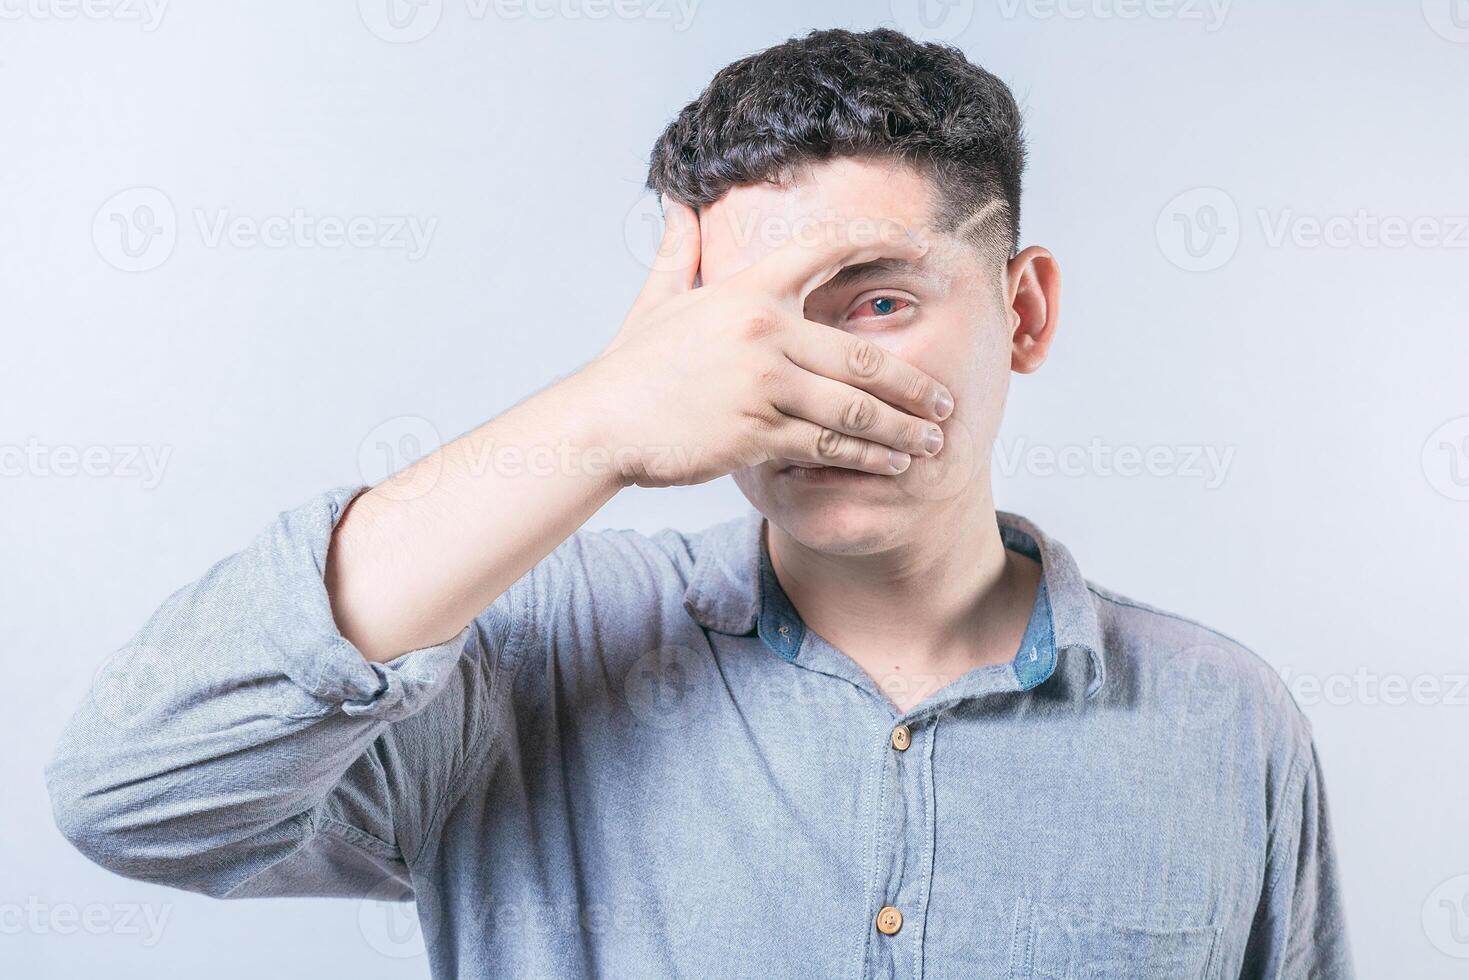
[933,388,954,420]
[889,451,912,473]
[923,428,944,455]
[906,227,928,250]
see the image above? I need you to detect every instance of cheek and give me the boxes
[867,321,989,393]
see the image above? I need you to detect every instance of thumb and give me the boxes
[634,195,701,309]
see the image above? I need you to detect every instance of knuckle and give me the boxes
[840,395,877,433]
[845,338,883,379]
[904,370,930,405]
[755,363,784,392]
[739,305,781,341]
[814,427,847,461]
[743,403,780,431]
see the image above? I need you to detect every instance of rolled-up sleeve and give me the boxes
[45,487,498,900]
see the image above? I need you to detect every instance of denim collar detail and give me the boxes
[682,508,1106,697]
[1011,577,1056,690]
[756,540,806,663]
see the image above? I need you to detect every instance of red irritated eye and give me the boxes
[850,295,911,319]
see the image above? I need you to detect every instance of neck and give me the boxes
[766,493,1040,711]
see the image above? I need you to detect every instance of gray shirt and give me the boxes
[47,488,1352,978]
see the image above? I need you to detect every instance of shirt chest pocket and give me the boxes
[1008,898,1223,980]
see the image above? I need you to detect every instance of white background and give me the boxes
[4,1,1467,976]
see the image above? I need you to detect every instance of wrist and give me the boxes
[556,362,649,490]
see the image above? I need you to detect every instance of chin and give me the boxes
[733,463,914,556]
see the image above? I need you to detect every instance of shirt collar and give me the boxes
[681,508,1108,699]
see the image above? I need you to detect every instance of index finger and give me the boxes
[737,218,928,303]
[784,325,954,424]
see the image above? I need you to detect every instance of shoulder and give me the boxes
[538,512,761,595]
[1086,580,1315,769]
[548,522,701,578]
[501,513,758,646]
[510,524,696,624]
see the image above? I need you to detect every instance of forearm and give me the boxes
[47,488,475,897]
[328,205,944,663]
[326,368,628,662]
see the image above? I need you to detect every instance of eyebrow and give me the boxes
[822,257,931,292]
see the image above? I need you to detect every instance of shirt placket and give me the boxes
[862,708,939,980]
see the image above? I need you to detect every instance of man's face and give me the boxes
[696,156,1020,555]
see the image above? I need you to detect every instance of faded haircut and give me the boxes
[645,27,1028,259]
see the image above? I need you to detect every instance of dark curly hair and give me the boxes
[646,28,1027,257]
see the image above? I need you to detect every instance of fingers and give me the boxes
[773,419,915,476]
[738,218,927,303]
[773,372,944,460]
[631,196,701,312]
[782,327,953,424]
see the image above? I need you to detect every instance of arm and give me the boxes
[46,488,486,898]
[326,201,954,662]
[47,201,953,897]
[1240,742,1354,979]
[324,376,628,663]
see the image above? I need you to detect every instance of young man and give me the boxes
[48,28,1351,979]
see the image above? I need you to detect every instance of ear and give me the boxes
[1005,245,1061,375]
